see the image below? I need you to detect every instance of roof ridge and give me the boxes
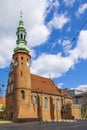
[31,73,52,80]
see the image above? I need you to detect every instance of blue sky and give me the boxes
[0,0,87,95]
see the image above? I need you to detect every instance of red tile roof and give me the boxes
[31,74,72,99]
[31,74,61,95]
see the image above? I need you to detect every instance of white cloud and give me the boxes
[69,30,87,61]
[76,85,87,92]
[30,49,36,59]
[57,83,64,88]
[64,0,75,7]
[48,13,70,30]
[62,39,72,54]
[76,3,87,17]
[58,39,72,54]
[0,37,15,68]
[31,53,74,78]
[29,25,50,47]
[76,30,87,59]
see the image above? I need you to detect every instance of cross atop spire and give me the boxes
[20,10,23,19]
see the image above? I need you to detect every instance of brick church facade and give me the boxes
[6,16,81,122]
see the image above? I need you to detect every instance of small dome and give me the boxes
[17,20,26,32]
[14,42,30,54]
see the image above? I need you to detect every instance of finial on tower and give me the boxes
[20,10,23,19]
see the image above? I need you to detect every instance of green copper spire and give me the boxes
[14,12,30,54]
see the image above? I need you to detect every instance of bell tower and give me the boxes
[13,12,31,90]
[6,13,31,121]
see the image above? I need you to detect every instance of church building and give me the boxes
[5,16,81,122]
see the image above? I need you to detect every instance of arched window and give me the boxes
[21,56,23,60]
[16,57,17,61]
[44,97,48,109]
[11,84,13,92]
[33,96,37,105]
[56,99,59,109]
[27,58,28,62]
[11,74,14,81]
[18,34,19,40]
[21,34,23,39]
[8,86,10,93]
[21,90,25,99]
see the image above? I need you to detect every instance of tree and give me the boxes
[0,82,6,119]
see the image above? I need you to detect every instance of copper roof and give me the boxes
[31,74,61,95]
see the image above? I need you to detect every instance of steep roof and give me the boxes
[31,74,72,99]
[31,74,61,96]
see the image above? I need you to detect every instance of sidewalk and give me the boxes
[0,119,13,124]
[0,119,77,124]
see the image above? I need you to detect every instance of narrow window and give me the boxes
[18,34,19,40]
[56,99,59,109]
[16,57,17,61]
[8,86,10,93]
[27,58,28,62]
[33,96,37,105]
[44,97,48,109]
[11,75,14,81]
[11,84,13,92]
[9,76,11,82]
[21,57,23,60]
[21,71,23,76]
[21,34,23,39]
[21,90,25,99]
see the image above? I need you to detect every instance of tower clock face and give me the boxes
[14,62,18,66]
[26,62,29,66]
